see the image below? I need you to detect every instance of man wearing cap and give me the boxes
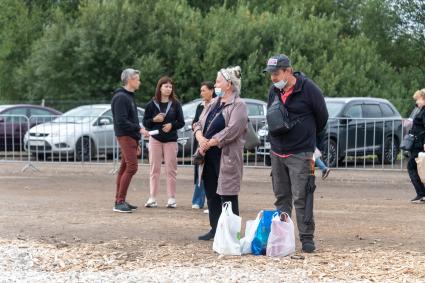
[264,54,328,253]
[111,68,148,213]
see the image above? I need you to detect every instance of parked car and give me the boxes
[176,98,267,156]
[0,104,62,150]
[322,97,402,166]
[24,104,144,160]
[256,97,403,167]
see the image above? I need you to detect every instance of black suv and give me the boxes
[322,97,402,167]
[257,97,402,167]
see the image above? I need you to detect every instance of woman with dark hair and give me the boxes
[143,76,185,208]
[191,81,215,211]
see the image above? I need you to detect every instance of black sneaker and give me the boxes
[411,195,424,203]
[198,230,215,241]
[125,202,138,210]
[113,202,132,213]
[302,241,316,253]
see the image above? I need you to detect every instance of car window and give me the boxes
[182,102,199,120]
[2,107,28,123]
[362,104,382,118]
[30,108,58,123]
[326,102,345,118]
[409,107,420,119]
[101,110,113,118]
[345,105,362,118]
[380,103,395,117]
[247,103,262,116]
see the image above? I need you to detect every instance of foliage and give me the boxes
[0,0,423,115]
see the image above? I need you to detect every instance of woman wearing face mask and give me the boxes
[143,76,185,208]
[407,88,425,203]
[193,66,248,240]
[191,81,216,211]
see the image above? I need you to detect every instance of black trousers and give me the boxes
[202,148,239,233]
[407,150,425,197]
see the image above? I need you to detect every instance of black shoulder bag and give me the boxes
[401,130,425,151]
[266,94,300,137]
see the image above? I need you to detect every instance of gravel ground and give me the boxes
[1,164,425,282]
[1,238,424,283]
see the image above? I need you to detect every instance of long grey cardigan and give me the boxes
[193,94,248,195]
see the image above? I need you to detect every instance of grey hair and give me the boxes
[121,68,140,85]
[218,66,242,96]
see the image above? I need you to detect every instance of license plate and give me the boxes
[28,140,45,146]
[265,142,270,149]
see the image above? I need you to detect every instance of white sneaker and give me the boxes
[145,198,158,208]
[203,209,209,214]
[192,204,200,209]
[167,198,177,208]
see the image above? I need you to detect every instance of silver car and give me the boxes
[24,104,144,160]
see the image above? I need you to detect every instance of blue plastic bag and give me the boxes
[251,210,278,255]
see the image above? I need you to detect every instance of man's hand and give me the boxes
[153,113,165,123]
[162,123,172,133]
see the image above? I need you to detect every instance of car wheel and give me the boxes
[377,136,399,164]
[322,139,338,167]
[75,137,95,161]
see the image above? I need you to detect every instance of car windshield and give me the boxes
[53,106,107,124]
[326,102,345,118]
[182,102,199,120]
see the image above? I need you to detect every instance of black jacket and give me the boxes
[411,107,425,150]
[267,72,328,155]
[111,88,141,141]
[143,99,185,143]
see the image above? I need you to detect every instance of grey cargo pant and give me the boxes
[271,152,315,242]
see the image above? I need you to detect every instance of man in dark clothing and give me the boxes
[264,54,328,253]
[111,68,147,213]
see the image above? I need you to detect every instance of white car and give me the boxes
[24,104,144,160]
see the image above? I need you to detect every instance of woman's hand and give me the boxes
[153,113,165,123]
[162,123,172,133]
[140,128,150,138]
[207,138,219,147]
[423,144,425,151]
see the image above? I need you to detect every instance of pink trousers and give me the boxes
[148,137,178,198]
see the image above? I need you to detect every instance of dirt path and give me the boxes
[0,163,422,249]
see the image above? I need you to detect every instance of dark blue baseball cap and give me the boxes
[263,54,291,72]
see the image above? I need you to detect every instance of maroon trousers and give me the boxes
[115,136,138,203]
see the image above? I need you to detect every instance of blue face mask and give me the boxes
[274,80,287,90]
[215,87,224,97]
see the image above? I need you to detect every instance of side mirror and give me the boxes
[339,115,351,124]
[97,117,112,126]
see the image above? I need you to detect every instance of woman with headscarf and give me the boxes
[193,66,248,240]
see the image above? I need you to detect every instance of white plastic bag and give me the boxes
[240,211,262,254]
[266,212,295,257]
[213,202,242,256]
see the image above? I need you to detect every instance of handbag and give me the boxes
[213,202,242,256]
[244,119,261,150]
[240,211,262,254]
[251,210,278,255]
[192,149,204,165]
[266,95,300,137]
[400,134,414,151]
[266,212,295,257]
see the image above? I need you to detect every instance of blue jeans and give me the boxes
[192,181,206,208]
[315,157,328,171]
